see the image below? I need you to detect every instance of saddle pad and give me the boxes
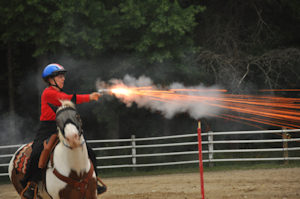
[14,142,33,174]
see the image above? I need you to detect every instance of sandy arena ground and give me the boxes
[1,168,299,199]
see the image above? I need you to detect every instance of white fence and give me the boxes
[0,129,300,177]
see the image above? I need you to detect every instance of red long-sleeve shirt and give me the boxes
[40,87,90,121]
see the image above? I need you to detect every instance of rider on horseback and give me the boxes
[21,63,106,199]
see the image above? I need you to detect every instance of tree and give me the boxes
[190,0,300,91]
[2,0,299,139]
[0,0,205,139]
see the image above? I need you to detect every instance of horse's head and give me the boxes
[55,100,85,149]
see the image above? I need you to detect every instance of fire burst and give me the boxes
[111,87,132,96]
[99,84,300,129]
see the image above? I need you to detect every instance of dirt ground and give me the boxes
[1,167,299,199]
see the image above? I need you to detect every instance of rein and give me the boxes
[50,102,95,196]
[50,154,95,196]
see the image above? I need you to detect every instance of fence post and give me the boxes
[197,120,205,199]
[282,128,290,165]
[131,135,137,171]
[208,131,214,167]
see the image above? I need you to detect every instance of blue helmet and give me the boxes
[42,63,67,80]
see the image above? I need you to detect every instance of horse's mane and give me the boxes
[57,100,76,113]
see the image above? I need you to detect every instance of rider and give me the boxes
[21,63,106,199]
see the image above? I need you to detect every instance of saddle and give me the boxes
[13,134,107,197]
[38,134,107,197]
[14,142,33,174]
[13,134,59,174]
[38,134,59,169]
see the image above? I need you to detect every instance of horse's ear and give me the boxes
[48,103,58,113]
[71,94,76,104]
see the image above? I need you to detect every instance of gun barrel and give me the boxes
[98,89,111,94]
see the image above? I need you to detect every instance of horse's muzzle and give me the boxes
[65,134,83,148]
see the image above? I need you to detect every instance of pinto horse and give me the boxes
[9,101,98,199]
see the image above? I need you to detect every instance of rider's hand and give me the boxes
[90,92,101,101]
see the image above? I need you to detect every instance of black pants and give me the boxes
[22,121,98,186]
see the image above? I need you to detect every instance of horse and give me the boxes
[9,100,98,199]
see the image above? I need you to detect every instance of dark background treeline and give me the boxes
[1,0,300,144]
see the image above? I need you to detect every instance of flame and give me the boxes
[111,88,132,96]
[109,85,175,99]
[103,84,300,129]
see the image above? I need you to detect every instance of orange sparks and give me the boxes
[105,84,300,129]
[170,88,228,92]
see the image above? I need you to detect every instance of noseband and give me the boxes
[62,139,86,150]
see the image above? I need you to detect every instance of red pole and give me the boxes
[197,120,205,199]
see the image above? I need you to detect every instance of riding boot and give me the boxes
[21,181,38,199]
[97,185,107,195]
[96,177,107,195]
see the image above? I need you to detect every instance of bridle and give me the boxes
[45,101,97,198]
[56,106,85,149]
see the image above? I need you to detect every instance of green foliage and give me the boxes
[1,0,300,140]
[0,0,204,62]
[118,0,204,62]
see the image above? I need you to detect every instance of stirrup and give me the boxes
[21,181,38,199]
[97,177,107,195]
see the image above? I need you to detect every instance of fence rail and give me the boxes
[0,129,300,177]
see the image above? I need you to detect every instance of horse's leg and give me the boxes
[45,159,67,199]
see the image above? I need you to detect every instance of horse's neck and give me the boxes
[53,142,90,176]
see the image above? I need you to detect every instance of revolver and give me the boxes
[97,89,111,95]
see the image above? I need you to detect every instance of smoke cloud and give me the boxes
[0,113,33,145]
[97,74,223,119]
